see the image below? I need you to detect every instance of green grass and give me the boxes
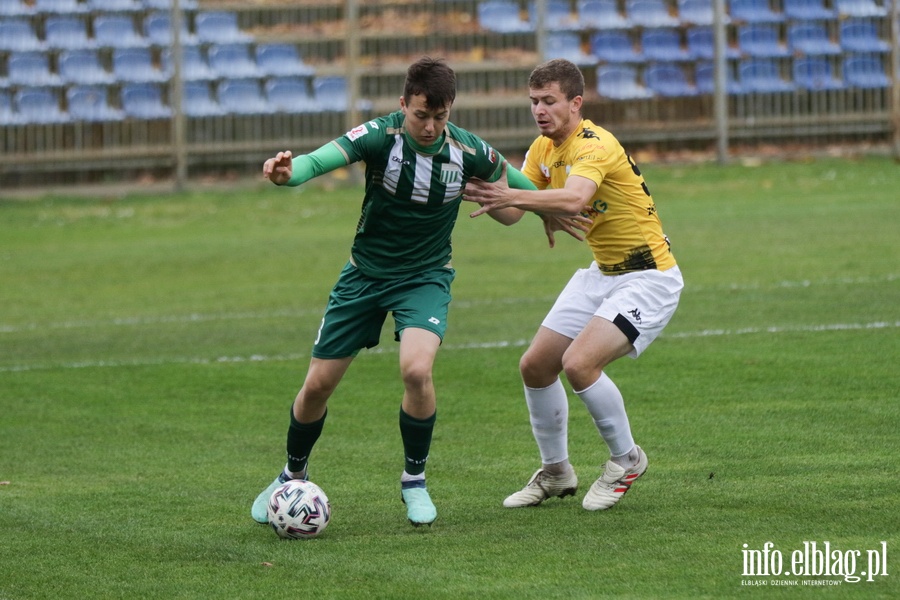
[1,155,898,599]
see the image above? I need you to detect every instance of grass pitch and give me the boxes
[1,155,898,599]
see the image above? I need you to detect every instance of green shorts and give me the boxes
[311,261,456,359]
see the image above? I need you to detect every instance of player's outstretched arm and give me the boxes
[263,151,294,185]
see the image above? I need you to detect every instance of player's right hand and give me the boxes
[263,150,293,185]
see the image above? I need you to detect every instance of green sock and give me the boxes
[286,409,326,475]
[399,409,435,476]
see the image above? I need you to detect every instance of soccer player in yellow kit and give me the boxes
[463,58,683,511]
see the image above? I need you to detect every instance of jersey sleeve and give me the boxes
[285,141,350,187]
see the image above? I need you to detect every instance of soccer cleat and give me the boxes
[251,471,292,524]
[582,446,648,511]
[400,480,437,526]
[502,468,578,508]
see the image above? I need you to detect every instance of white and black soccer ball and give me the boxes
[267,479,331,539]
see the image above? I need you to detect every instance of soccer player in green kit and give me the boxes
[251,57,586,527]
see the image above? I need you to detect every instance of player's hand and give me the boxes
[462,161,512,218]
[541,214,592,248]
[263,151,293,185]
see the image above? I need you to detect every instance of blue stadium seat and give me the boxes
[180,81,226,117]
[59,49,115,85]
[783,0,836,20]
[839,19,890,52]
[7,52,63,87]
[738,24,791,57]
[45,16,94,50]
[0,19,45,52]
[313,76,374,112]
[112,48,167,83]
[590,30,643,62]
[121,82,172,119]
[195,12,253,44]
[94,15,150,48]
[162,47,217,81]
[596,65,654,99]
[577,0,630,29]
[208,44,264,79]
[529,1,580,31]
[835,0,887,17]
[265,77,322,113]
[14,88,70,123]
[695,62,744,94]
[0,1,35,17]
[738,59,795,92]
[644,63,698,96]
[144,12,198,47]
[141,0,199,9]
[87,0,142,12]
[544,32,597,65]
[728,0,785,23]
[687,27,740,59]
[34,0,88,14]
[788,23,840,56]
[792,57,844,90]
[641,29,690,62]
[842,54,890,88]
[255,44,317,77]
[477,1,533,33]
[678,0,717,26]
[625,0,679,27]
[216,79,271,114]
[67,85,125,121]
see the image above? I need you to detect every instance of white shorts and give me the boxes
[541,263,683,358]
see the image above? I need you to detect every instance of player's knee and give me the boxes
[401,360,433,392]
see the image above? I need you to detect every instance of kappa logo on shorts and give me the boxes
[628,308,643,324]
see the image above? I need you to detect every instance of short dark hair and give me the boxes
[529,58,585,100]
[404,56,457,110]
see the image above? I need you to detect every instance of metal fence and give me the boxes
[1,0,898,189]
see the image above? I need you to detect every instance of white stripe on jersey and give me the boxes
[382,134,404,196]
[411,153,433,204]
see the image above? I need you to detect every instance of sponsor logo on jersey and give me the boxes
[346,124,369,141]
[440,164,462,184]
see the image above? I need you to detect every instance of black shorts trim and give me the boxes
[613,313,640,345]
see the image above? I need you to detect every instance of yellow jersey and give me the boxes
[522,119,676,274]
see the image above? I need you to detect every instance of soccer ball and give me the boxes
[267,479,331,539]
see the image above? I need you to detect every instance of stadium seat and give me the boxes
[162,47,217,81]
[142,0,199,10]
[216,79,271,114]
[179,81,226,117]
[783,0,836,20]
[577,0,630,29]
[87,0,142,12]
[839,19,891,53]
[0,19,45,52]
[0,1,34,17]
[529,1,580,31]
[208,44,264,79]
[596,65,654,99]
[265,77,322,113]
[842,54,890,88]
[144,12,198,47]
[644,63,698,96]
[66,85,125,121]
[14,88,69,123]
[728,0,785,23]
[59,49,115,85]
[738,59,795,92]
[792,57,844,90]
[121,82,172,119]
[256,44,317,77]
[477,1,532,33]
[544,32,597,65]
[112,48,167,83]
[677,0,716,26]
[738,24,791,58]
[788,23,841,56]
[695,62,744,94]
[313,76,373,112]
[195,12,253,44]
[45,16,94,50]
[590,30,643,62]
[94,15,150,48]
[625,0,679,27]
[834,0,887,17]
[7,52,63,87]
[687,27,740,59]
[34,0,88,14]
[641,29,690,62]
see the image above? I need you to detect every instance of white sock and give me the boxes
[401,471,425,483]
[574,372,636,462]
[524,378,570,466]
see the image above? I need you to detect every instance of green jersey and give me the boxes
[331,111,504,279]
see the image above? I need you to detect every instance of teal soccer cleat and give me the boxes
[400,480,437,526]
[251,472,290,524]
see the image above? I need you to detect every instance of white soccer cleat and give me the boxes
[503,468,578,508]
[582,446,648,511]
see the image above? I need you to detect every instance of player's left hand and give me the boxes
[463,161,511,218]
